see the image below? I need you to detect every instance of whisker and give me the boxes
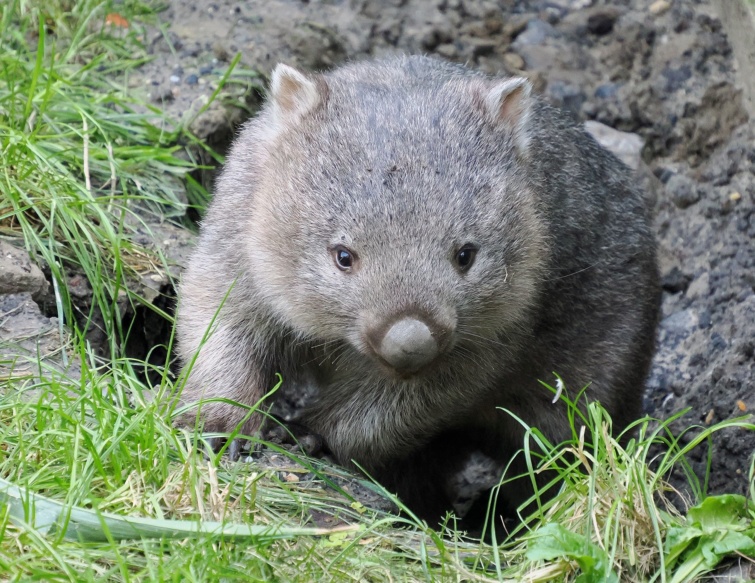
[544,262,600,282]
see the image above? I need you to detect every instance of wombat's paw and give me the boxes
[263,422,324,456]
[174,397,264,436]
[448,451,504,518]
[204,436,258,462]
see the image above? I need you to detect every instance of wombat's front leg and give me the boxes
[176,322,272,440]
[370,432,501,527]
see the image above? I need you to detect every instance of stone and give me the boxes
[649,1,671,16]
[584,120,661,209]
[686,271,711,300]
[502,52,524,71]
[0,240,48,299]
[666,174,701,209]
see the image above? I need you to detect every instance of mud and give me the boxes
[2,0,753,512]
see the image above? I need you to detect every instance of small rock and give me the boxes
[185,74,199,85]
[661,308,699,336]
[546,0,593,9]
[655,167,674,184]
[666,174,701,209]
[0,240,48,299]
[649,0,671,16]
[67,274,91,299]
[502,52,525,71]
[542,7,563,25]
[594,83,620,99]
[584,121,644,171]
[698,309,712,329]
[710,333,727,351]
[686,271,710,300]
[511,19,557,48]
[199,64,214,75]
[546,80,584,115]
[0,293,76,380]
[169,74,181,84]
[501,15,530,41]
[661,266,691,294]
[435,43,458,59]
[514,44,562,72]
[662,65,692,92]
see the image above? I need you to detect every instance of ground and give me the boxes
[2,0,753,506]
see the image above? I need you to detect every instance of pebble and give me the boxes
[584,121,644,171]
[0,240,48,298]
[666,174,701,209]
[435,43,457,59]
[661,266,691,294]
[710,333,728,351]
[594,83,619,99]
[649,0,671,16]
[503,52,525,71]
[686,271,710,300]
[661,308,699,336]
[186,74,199,85]
[512,19,557,47]
[545,80,584,115]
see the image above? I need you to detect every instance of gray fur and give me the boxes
[175,56,660,525]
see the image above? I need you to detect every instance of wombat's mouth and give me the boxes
[369,352,436,379]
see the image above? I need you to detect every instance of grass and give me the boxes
[0,0,209,350]
[2,351,753,581]
[1,0,754,581]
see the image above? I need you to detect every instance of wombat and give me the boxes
[175,55,660,527]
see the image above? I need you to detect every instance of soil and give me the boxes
[2,0,753,516]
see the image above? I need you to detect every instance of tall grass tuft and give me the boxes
[0,0,202,349]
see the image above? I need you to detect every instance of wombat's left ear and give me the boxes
[270,64,324,126]
[481,77,533,155]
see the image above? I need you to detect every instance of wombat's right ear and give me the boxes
[270,64,323,126]
[481,77,534,155]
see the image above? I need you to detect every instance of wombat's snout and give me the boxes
[367,317,450,374]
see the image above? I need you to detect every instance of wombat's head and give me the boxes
[231,57,550,377]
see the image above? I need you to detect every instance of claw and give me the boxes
[205,437,221,455]
[229,439,242,461]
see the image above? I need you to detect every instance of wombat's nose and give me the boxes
[374,318,440,374]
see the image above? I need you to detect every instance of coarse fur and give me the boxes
[175,55,660,526]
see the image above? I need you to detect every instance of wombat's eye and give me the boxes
[332,245,357,272]
[455,244,478,272]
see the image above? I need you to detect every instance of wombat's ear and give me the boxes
[482,77,533,155]
[270,64,323,125]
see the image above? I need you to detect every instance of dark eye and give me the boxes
[455,244,478,272]
[332,245,357,272]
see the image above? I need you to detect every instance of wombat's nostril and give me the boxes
[376,318,440,373]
